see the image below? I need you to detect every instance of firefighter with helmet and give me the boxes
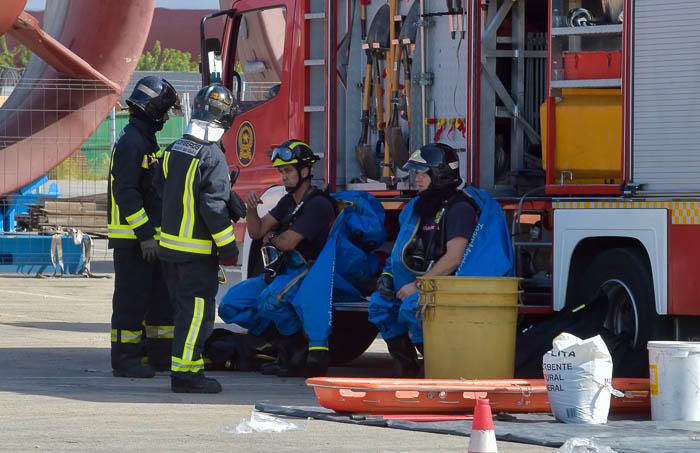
[108,75,180,378]
[157,84,244,393]
[218,140,337,378]
[369,143,478,377]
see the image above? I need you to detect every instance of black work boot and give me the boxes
[275,343,307,377]
[305,349,329,378]
[112,336,153,377]
[113,362,156,378]
[171,373,222,394]
[263,332,307,377]
[386,334,420,378]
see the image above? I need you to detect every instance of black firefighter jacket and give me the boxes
[157,136,239,262]
[107,116,162,248]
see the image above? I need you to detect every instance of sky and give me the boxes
[25,0,221,10]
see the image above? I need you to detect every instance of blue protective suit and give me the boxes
[219,191,384,348]
[368,186,514,344]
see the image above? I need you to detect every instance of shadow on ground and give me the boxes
[0,346,395,406]
[0,322,109,333]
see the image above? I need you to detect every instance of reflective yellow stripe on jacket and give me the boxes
[159,232,212,254]
[179,159,200,238]
[108,217,157,240]
[162,151,171,179]
[212,224,236,248]
[125,207,149,229]
[107,225,138,239]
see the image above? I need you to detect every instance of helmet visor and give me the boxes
[402,159,430,173]
[271,146,298,167]
[271,146,293,161]
[169,93,184,117]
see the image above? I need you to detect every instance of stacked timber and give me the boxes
[22,194,108,235]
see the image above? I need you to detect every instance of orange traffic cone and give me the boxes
[468,398,497,453]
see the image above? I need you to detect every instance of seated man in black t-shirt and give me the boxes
[369,143,477,377]
[218,140,336,377]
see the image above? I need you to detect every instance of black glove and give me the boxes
[228,190,246,223]
[139,237,159,262]
[376,273,395,300]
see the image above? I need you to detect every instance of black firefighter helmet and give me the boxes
[126,76,180,122]
[402,142,462,190]
[191,84,239,130]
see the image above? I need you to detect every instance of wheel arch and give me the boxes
[554,208,667,314]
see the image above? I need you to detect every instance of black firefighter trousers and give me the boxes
[162,256,218,377]
[111,246,173,372]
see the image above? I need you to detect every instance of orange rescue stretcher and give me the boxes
[306,377,650,415]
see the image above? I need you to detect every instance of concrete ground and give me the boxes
[0,267,555,452]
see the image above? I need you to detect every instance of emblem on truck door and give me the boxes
[236,121,256,167]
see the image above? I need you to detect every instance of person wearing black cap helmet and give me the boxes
[369,142,478,377]
[108,76,180,379]
[218,139,337,378]
[158,83,242,393]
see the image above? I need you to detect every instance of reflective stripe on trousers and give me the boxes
[111,329,142,344]
[171,297,205,373]
[145,325,174,340]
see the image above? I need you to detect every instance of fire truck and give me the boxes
[200,0,699,373]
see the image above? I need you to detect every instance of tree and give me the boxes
[0,36,32,68]
[136,40,199,72]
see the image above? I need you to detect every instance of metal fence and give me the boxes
[0,73,201,275]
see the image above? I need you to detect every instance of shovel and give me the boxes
[381,0,399,181]
[360,0,370,40]
[387,1,419,170]
[399,1,419,122]
[355,51,378,180]
[355,4,390,181]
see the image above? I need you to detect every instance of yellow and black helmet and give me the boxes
[270,139,319,168]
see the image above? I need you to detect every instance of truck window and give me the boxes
[233,7,286,113]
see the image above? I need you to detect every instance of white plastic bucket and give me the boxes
[647,341,700,421]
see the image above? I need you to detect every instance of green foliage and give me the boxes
[0,36,32,68]
[137,40,199,72]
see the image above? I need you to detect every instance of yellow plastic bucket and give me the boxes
[419,276,521,379]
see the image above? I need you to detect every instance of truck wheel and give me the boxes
[329,310,378,365]
[573,247,671,377]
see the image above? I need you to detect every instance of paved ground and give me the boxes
[0,273,556,452]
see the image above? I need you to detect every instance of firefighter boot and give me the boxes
[386,334,420,378]
[112,340,155,378]
[171,373,222,394]
[261,332,307,377]
[113,360,156,378]
[304,349,329,377]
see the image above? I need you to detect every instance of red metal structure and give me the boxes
[0,0,155,195]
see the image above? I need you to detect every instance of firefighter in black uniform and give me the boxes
[158,84,241,393]
[108,76,180,378]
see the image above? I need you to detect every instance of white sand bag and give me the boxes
[543,333,623,424]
